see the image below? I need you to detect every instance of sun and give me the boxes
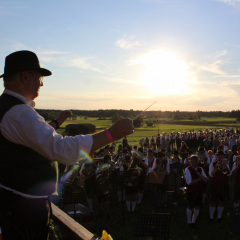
[136,49,192,95]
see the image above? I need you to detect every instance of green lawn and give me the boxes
[56,116,240,149]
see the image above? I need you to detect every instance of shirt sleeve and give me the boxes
[0,104,93,165]
[166,160,170,174]
[152,158,157,170]
[232,162,237,172]
[184,168,192,185]
[201,168,207,178]
[209,162,215,177]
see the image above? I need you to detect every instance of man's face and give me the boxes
[217,154,224,161]
[191,159,199,167]
[25,71,43,100]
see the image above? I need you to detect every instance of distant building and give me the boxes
[65,124,95,136]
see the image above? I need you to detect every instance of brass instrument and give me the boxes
[96,164,110,195]
[218,158,229,174]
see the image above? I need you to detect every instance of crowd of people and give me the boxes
[69,127,240,230]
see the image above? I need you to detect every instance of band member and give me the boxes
[80,161,97,211]
[144,149,156,175]
[168,150,183,191]
[117,155,131,202]
[152,151,170,190]
[96,154,112,219]
[125,157,142,213]
[184,155,208,228]
[153,151,170,174]
[231,155,240,208]
[184,151,193,167]
[208,151,231,222]
[156,134,161,149]
[180,141,189,161]
[197,147,210,206]
[137,158,148,205]
[207,150,215,163]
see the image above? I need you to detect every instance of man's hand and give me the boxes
[56,110,72,125]
[90,118,134,154]
[49,110,72,129]
[108,118,134,141]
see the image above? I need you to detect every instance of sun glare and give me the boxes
[136,49,192,95]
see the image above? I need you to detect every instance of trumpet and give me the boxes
[218,158,229,174]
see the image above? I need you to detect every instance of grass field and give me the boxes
[54,117,240,240]
[56,116,240,149]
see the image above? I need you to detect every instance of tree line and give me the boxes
[36,109,240,121]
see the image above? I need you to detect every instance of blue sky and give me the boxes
[1,0,240,111]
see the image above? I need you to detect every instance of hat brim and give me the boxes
[39,68,52,77]
[0,67,52,78]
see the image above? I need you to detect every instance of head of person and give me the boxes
[118,144,123,151]
[216,151,225,161]
[190,155,199,168]
[208,150,213,157]
[122,149,128,156]
[173,150,179,157]
[103,154,111,163]
[148,149,153,157]
[0,50,51,100]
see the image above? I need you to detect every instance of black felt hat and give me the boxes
[0,50,52,78]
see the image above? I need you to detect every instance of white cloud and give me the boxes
[195,60,226,75]
[192,50,228,75]
[216,0,240,6]
[115,37,141,50]
[67,57,103,73]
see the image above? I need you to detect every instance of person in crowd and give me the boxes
[125,157,142,213]
[180,141,189,161]
[156,134,161,149]
[139,137,144,148]
[229,134,237,150]
[145,136,150,148]
[169,132,176,152]
[213,135,220,153]
[231,156,240,208]
[150,136,155,148]
[144,149,156,175]
[80,161,97,211]
[95,154,112,219]
[116,144,123,156]
[184,155,208,228]
[176,132,182,150]
[208,151,231,222]
[122,136,128,149]
[207,150,215,163]
[0,50,134,240]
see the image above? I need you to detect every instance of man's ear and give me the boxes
[20,71,29,85]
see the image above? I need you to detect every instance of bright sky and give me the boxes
[1,0,240,111]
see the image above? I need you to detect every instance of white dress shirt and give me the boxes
[0,90,93,165]
[184,166,207,185]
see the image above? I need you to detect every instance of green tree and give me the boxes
[133,116,143,128]
[112,113,122,123]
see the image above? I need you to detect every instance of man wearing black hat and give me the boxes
[0,50,134,240]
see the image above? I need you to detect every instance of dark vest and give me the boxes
[186,166,204,192]
[211,160,228,187]
[0,93,57,195]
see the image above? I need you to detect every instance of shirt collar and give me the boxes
[3,89,35,107]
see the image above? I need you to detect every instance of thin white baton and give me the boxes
[132,101,156,120]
